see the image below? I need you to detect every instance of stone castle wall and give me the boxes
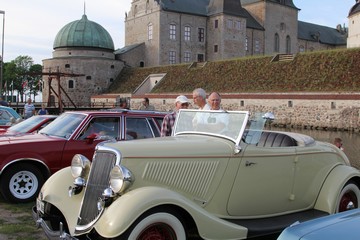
[109,93,360,131]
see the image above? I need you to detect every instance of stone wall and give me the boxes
[123,93,360,131]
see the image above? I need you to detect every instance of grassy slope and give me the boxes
[108,48,360,94]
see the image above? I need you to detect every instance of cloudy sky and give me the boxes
[0,0,354,64]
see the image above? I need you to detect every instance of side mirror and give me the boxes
[85,133,98,144]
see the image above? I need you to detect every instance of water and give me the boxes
[270,126,360,169]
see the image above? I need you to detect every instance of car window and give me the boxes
[0,109,12,121]
[126,118,154,140]
[148,117,162,137]
[7,116,48,133]
[78,117,120,140]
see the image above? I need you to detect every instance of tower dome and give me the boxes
[53,14,114,50]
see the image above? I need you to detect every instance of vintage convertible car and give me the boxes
[33,110,360,240]
[0,109,165,203]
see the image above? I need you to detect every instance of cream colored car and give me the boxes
[33,110,360,240]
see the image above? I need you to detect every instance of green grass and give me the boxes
[0,195,46,240]
[108,48,360,94]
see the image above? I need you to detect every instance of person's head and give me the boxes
[175,95,190,111]
[27,98,32,104]
[334,137,343,149]
[192,88,207,108]
[142,97,149,107]
[208,92,221,110]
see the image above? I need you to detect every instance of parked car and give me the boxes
[32,110,360,240]
[0,109,166,203]
[0,106,22,127]
[0,115,57,136]
[277,208,360,240]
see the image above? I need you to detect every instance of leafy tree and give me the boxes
[3,55,42,102]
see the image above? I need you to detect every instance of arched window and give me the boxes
[299,45,305,52]
[274,33,280,52]
[286,36,291,54]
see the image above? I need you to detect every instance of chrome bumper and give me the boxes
[32,205,78,240]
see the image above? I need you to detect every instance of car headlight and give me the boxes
[71,154,91,178]
[109,165,133,194]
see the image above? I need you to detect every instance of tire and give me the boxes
[0,163,44,203]
[121,210,187,240]
[336,181,360,212]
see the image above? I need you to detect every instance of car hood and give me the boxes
[280,209,360,240]
[104,135,235,158]
[0,133,61,144]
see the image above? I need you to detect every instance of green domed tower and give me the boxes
[42,14,123,109]
[53,14,114,50]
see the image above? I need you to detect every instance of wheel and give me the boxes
[121,210,187,240]
[336,181,360,212]
[0,163,44,203]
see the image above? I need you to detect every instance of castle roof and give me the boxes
[298,21,347,46]
[53,14,114,50]
[349,1,360,17]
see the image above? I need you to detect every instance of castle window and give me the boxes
[299,45,305,52]
[65,64,70,68]
[214,45,218,53]
[227,19,233,29]
[86,76,92,80]
[170,24,176,40]
[110,65,114,69]
[110,78,114,83]
[148,23,153,40]
[169,51,176,64]
[198,28,204,42]
[235,21,241,30]
[214,19,218,29]
[184,52,191,62]
[68,80,74,89]
[245,37,248,51]
[184,26,191,41]
[274,33,280,52]
[280,23,286,32]
[255,40,260,54]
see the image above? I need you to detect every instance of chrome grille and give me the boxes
[76,151,116,230]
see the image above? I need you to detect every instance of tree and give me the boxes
[3,55,42,103]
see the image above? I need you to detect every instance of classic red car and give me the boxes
[0,110,166,203]
[0,115,57,136]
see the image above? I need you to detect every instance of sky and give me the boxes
[0,0,355,64]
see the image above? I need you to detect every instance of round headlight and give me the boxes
[71,154,91,178]
[110,165,133,194]
[109,165,124,193]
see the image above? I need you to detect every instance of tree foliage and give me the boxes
[3,55,42,102]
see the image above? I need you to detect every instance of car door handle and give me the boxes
[245,161,257,167]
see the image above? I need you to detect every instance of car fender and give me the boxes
[315,164,360,214]
[39,167,84,235]
[95,186,248,239]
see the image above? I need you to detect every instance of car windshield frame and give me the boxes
[173,109,250,144]
[39,112,87,139]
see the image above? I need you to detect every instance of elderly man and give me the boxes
[160,95,190,137]
[192,88,210,110]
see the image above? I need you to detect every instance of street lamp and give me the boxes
[0,10,4,98]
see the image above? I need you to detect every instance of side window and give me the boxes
[148,117,163,137]
[0,110,11,121]
[78,117,119,140]
[126,118,154,140]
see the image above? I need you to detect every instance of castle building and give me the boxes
[119,0,347,67]
[348,0,360,48]
[42,14,124,108]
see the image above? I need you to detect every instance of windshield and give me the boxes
[173,109,249,143]
[7,116,47,133]
[39,112,86,139]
